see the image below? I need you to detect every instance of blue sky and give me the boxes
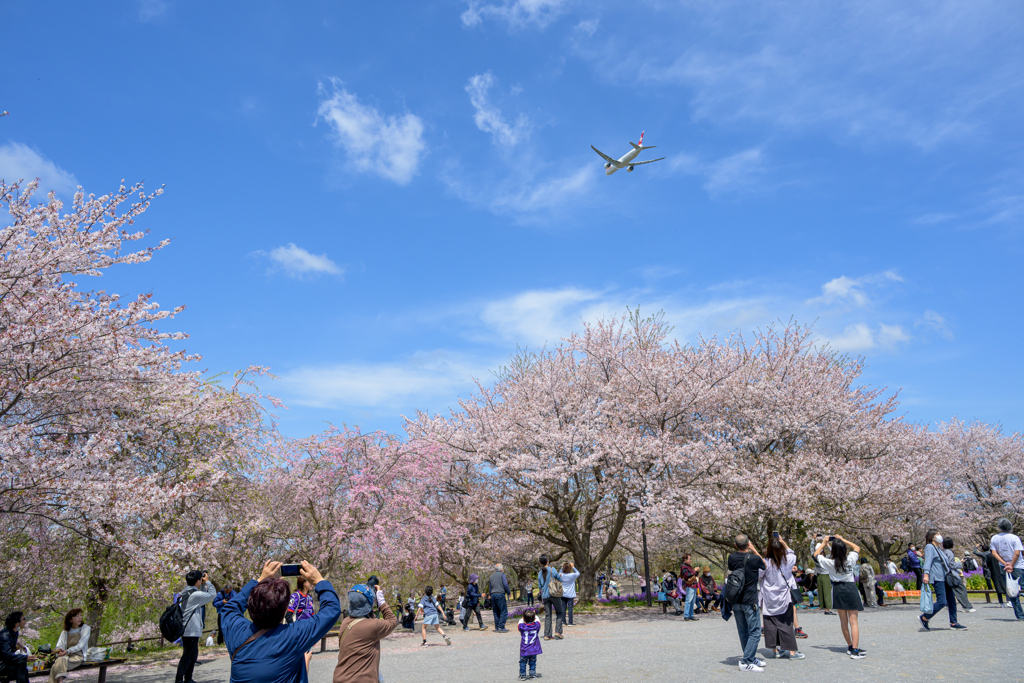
[2,0,1022,437]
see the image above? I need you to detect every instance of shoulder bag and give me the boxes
[936,550,963,590]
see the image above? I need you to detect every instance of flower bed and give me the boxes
[875,568,985,591]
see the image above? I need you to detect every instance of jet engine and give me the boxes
[605,162,612,169]
[627,165,635,172]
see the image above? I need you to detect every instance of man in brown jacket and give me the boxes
[333,584,397,683]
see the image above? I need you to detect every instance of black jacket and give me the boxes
[0,627,27,675]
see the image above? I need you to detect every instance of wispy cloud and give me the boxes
[137,0,168,22]
[276,351,492,409]
[461,0,568,29]
[263,243,342,278]
[0,143,79,196]
[808,271,903,307]
[916,310,954,340]
[442,163,595,219]
[466,72,530,147]
[316,79,426,185]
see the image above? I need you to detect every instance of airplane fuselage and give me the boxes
[605,147,643,175]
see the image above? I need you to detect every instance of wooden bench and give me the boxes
[319,629,340,653]
[27,659,127,683]
[884,589,1002,605]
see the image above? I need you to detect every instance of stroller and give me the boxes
[445,608,456,626]
[401,609,416,630]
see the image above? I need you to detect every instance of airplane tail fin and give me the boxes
[630,131,647,150]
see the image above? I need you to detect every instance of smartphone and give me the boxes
[772,531,780,539]
[828,535,836,542]
[281,563,302,577]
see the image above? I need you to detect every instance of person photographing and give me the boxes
[221,560,340,683]
[333,581,397,683]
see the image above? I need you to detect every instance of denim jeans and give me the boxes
[519,655,537,676]
[926,580,958,625]
[491,594,508,630]
[1010,568,1024,620]
[733,603,762,665]
[562,596,574,625]
[684,587,697,618]
[543,595,564,637]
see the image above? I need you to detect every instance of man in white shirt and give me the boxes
[885,559,898,575]
[990,518,1024,621]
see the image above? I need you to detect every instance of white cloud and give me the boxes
[878,323,911,349]
[461,0,567,29]
[466,72,530,148]
[266,243,342,278]
[916,310,954,340]
[316,80,426,185]
[277,351,490,409]
[481,288,605,345]
[572,19,598,38]
[826,323,876,352]
[809,271,903,307]
[0,143,79,196]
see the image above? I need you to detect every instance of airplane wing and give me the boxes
[626,157,667,166]
[591,145,623,166]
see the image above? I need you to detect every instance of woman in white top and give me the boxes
[759,537,804,660]
[559,562,580,626]
[50,609,90,683]
[814,534,865,660]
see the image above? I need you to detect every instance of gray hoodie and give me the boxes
[181,582,216,638]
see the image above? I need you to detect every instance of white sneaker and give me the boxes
[753,658,768,667]
[738,663,764,672]
[966,608,976,613]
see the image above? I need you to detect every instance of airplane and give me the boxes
[591,131,666,175]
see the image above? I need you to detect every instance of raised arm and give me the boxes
[835,535,861,554]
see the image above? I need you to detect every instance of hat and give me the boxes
[348,584,375,618]
[468,573,479,583]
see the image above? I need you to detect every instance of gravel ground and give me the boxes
[95,600,1023,683]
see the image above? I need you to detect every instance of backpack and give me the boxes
[546,568,564,598]
[900,556,909,572]
[159,587,197,642]
[723,554,751,605]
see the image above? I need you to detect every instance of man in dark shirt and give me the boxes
[727,535,767,672]
[907,545,923,590]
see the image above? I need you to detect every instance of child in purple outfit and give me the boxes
[518,608,543,680]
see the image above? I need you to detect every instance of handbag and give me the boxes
[546,569,564,598]
[936,549,963,590]
[789,586,803,607]
[657,591,667,602]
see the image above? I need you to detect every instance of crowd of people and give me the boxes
[1,520,1021,682]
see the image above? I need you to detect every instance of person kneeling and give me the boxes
[221,561,340,683]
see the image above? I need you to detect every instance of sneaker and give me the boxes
[543,636,553,640]
[553,634,563,640]
[919,614,930,630]
[950,623,968,630]
[738,663,764,672]
[784,652,805,660]
[753,658,767,667]
[420,641,427,647]
[794,628,808,639]
[849,648,866,659]
[519,676,529,680]
[479,626,489,631]
[966,608,976,613]
[462,627,468,631]
[823,610,834,615]
[444,636,452,645]
[773,649,781,659]
[530,674,542,679]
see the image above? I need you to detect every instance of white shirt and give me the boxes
[816,551,860,583]
[990,532,1024,570]
[55,626,91,658]
[758,550,797,616]
[559,570,580,599]
[885,561,898,575]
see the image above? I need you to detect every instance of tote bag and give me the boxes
[919,586,933,613]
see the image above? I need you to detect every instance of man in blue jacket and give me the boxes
[213,583,236,645]
[221,561,340,683]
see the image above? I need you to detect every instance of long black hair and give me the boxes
[5,611,23,630]
[831,538,849,574]
[766,539,786,569]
